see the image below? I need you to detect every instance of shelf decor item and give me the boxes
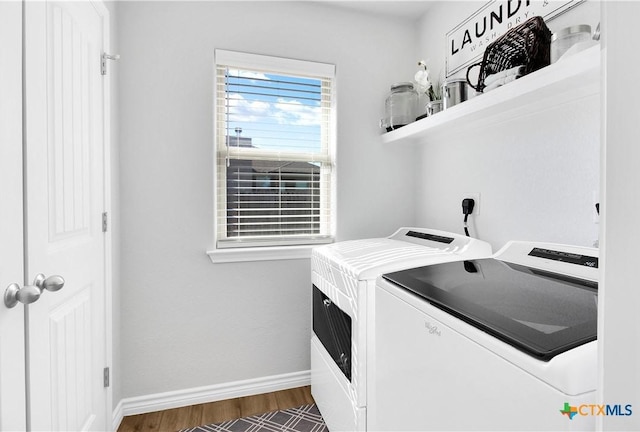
[382,82,419,131]
[414,60,441,101]
[414,60,442,117]
[466,16,552,93]
[442,78,473,109]
[551,24,592,63]
[426,100,443,116]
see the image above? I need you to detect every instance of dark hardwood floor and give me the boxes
[117,385,315,432]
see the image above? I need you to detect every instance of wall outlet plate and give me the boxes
[462,192,480,215]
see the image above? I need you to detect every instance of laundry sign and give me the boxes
[445,0,586,77]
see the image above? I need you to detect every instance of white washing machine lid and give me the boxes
[381,242,599,361]
[313,227,492,280]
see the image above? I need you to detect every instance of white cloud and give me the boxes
[228,94,321,127]
[273,98,321,126]
[227,93,271,122]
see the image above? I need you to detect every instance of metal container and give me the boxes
[443,78,472,110]
[384,82,419,131]
[551,25,592,63]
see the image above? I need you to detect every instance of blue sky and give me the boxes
[224,69,323,153]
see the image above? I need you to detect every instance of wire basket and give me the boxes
[466,16,552,93]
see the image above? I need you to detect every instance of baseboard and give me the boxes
[112,370,311,428]
[112,399,124,432]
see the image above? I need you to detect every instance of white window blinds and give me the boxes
[214,50,335,248]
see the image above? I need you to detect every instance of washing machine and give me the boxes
[311,227,493,432]
[370,241,599,431]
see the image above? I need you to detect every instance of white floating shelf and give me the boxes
[381,44,601,145]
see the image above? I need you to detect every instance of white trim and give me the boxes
[114,370,311,420]
[215,49,335,78]
[212,49,337,252]
[93,2,114,431]
[217,144,332,164]
[207,244,318,263]
[112,400,124,432]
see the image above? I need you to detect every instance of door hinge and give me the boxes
[103,367,110,388]
[101,52,120,76]
[102,212,108,233]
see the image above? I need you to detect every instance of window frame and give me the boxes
[208,49,337,263]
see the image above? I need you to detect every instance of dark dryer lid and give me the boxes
[382,259,598,361]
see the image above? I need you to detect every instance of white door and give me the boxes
[0,2,27,431]
[1,1,111,431]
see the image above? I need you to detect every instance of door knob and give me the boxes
[35,274,65,292]
[4,274,65,308]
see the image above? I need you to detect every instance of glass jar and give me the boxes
[426,100,443,116]
[384,82,418,131]
[551,25,592,63]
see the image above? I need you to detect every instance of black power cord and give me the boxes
[462,198,475,237]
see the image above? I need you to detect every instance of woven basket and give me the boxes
[466,16,552,93]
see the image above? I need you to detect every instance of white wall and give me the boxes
[414,1,601,250]
[117,1,417,398]
[599,2,640,430]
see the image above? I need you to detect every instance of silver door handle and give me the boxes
[4,274,65,308]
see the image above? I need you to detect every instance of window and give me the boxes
[213,50,335,256]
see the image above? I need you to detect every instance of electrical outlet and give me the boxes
[462,193,480,215]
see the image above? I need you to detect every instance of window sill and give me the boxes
[207,244,319,263]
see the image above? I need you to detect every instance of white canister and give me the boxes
[551,25,592,63]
